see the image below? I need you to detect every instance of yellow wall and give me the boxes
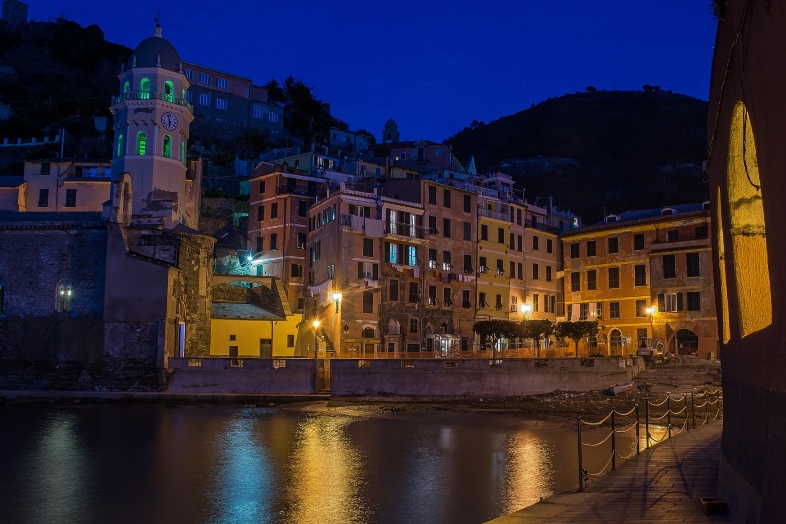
[210,313,304,357]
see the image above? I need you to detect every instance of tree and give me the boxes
[520,319,554,357]
[472,320,521,359]
[554,321,599,357]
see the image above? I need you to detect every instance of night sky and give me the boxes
[29,1,717,142]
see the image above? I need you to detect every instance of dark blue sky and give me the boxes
[31,1,717,142]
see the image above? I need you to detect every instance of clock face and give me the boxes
[161,112,178,130]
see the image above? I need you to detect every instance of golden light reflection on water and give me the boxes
[284,413,370,524]
[503,432,554,512]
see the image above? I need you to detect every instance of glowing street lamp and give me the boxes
[332,291,342,313]
[519,303,532,316]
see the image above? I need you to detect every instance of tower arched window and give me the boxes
[117,134,124,158]
[123,81,130,94]
[181,141,186,163]
[137,132,147,155]
[181,88,186,101]
[140,78,151,99]
[164,81,174,102]
[55,279,73,312]
[163,135,171,158]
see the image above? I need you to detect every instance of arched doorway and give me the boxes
[609,329,623,356]
[675,329,699,355]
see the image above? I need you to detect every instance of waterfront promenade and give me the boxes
[488,421,728,523]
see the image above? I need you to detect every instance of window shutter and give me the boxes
[658,294,665,312]
[358,262,364,279]
[385,242,390,261]
[677,292,684,312]
[373,264,379,280]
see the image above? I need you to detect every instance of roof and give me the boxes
[211,302,283,320]
[126,28,181,72]
[562,202,709,237]
[600,202,709,224]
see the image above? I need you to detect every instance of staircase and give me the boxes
[315,326,335,355]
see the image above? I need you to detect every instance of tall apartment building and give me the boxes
[561,203,717,358]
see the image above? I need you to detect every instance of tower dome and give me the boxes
[125,24,181,72]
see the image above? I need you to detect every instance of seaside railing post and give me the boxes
[667,397,672,439]
[577,416,584,492]
[645,400,650,449]
[691,391,696,429]
[636,400,641,455]
[611,410,616,471]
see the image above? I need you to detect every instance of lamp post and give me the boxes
[332,292,342,313]
[312,319,321,392]
[520,303,532,356]
[331,292,342,355]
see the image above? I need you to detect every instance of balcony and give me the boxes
[385,221,425,240]
[112,90,192,110]
[478,207,509,222]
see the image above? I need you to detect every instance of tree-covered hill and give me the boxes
[447,89,708,223]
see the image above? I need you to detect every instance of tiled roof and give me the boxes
[211,302,283,320]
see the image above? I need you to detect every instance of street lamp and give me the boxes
[519,303,532,316]
[332,291,342,313]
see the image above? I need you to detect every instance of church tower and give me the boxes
[109,22,196,228]
[382,118,400,143]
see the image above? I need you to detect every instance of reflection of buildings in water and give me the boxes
[285,414,369,524]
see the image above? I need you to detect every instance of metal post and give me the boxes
[691,392,696,429]
[667,397,672,439]
[577,416,584,492]
[636,401,641,455]
[645,400,650,449]
[611,410,616,471]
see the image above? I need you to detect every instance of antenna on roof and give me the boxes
[154,12,162,37]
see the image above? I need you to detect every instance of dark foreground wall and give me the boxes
[708,2,786,522]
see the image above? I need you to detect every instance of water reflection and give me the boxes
[504,432,554,512]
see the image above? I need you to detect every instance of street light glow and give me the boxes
[312,320,321,328]
[332,292,342,303]
[646,306,657,315]
[520,303,532,315]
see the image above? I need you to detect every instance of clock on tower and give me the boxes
[161,112,178,130]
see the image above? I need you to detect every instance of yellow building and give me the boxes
[561,203,717,358]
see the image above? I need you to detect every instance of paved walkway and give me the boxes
[488,422,729,523]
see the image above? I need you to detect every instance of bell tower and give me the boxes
[109,21,196,228]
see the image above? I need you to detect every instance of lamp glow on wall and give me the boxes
[332,292,342,313]
[519,303,532,316]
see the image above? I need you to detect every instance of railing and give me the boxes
[576,387,723,491]
[385,221,425,239]
[478,207,509,221]
[112,90,192,109]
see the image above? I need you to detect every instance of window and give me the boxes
[428,285,437,306]
[117,135,124,157]
[517,263,523,280]
[163,80,174,101]
[464,194,471,212]
[363,291,373,313]
[137,132,146,155]
[532,263,539,280]
[270,234,278,250]
[463,254,473,273]
[408,282,419,303]
[287,335,295,348]
[199,72,211,84]
[609,301,620,319]
[427,215,437,234]
[38,188,49,207]
[579,303,588,320]
[660,293,680,312]
[389,280,399,301]
[695,225,708,239]
[687,291,701,311]
[216,98,228,110]
[517,209,522,225]
[409,318,419,334]
[533,236,539,251]
[635,300,647,317]
[634,233,645,250]
[443,219,451,238]
[481,225,488,241]
[55,279,73,312]
[259,180,265,194]
[570,243,580,258]
[428,249,437,269]
[533,294,540,312]
[122,81,130,94]
[296,200,307,217]
[388,243,398,264]
[479,256,487,272]
[269,112,279,122]
[517,235,522,252]
[181,141,186,163]
[65,189,76,208]
[495,294,503,310]
[363,238,374,257]
[479,292,488,308]
[667,229,679,242]
[139,78,150,98]
[608,267,620,288]
[216,77,228,88]
[297,233,306,249]
[253,106,264,119]
[546,266,553,282]
[496,259,504,275]
[587,269,596,290]
[442,251,452,271]
[444,287,452,306]
[587,240,596,256]
[462,290,471,308]
[163,135,171,158]
[547,238,553,253]
[291,264,303,277]
[510,260,515,278]
[271,202,278,219]
[257,205,265,221]
[428,186,437,204]
[634,264,647,286]
[257,236,263,252]
[198,93,210,105]
[608,237,619,254]
[686,252,700,277]
[498,228,505,244]
[663,254,676,278]
[571,272,580,292]
[406,246,417,266]
[40,162,51,175]
[443,189,451,208]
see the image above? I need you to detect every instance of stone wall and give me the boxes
[166,357,316,394]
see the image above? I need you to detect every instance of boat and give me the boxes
[607,381,633,395]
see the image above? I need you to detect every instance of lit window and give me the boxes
[216,99,227,110]
[123,81,129,94]
[137,132,146,155]
[163,135,171,158]
[199,73,211,84]
[181,141,186,163]
[198,94,210,105]
[164,81,174,102]
[253,106,264,118]
[269,112,279,122]
[55,279,73,312]
[216,77,228,88]
[184,69,193,80]
[117,134,124,157]
[139,78,150,99]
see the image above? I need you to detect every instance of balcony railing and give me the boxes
[112,90,192,110]
[385,221,425,239]
[478,208,509,221]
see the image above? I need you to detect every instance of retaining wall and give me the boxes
[166,357,316,394]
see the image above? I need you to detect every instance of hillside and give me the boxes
[447,90,708,223]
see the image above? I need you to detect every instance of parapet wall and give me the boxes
[164,356,644,396]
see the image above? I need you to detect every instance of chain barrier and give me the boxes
[576,387,723,492]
